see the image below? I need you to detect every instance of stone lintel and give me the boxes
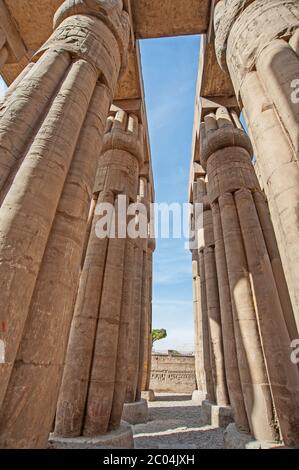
[131,0,210,39]
[112,99,143,118]
[201,96,239,117]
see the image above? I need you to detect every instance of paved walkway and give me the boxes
[133,393,225,449]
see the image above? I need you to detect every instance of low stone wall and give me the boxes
[150,354,196,394]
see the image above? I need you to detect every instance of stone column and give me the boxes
[53,109,143,449]
[136,172,150,401]
[200,106,299,446]
[141,221,156,402]
[198,248,215,405]
[122,173,149,425]
[191,175,215,404]
[0,0,130,449]
[203,200,229,408]
[194,176,233,427]
[214,0,299,331]
[191,249,204,400]
[211,200,249,434]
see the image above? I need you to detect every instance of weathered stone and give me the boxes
[214,0,299,331]
[121,399,148,425]
[49,421,134,449]
[141,390,155,402]
[192,390,208,405]
[201,106,299,446]
[0,0,130,448]
[150,354,196,394]
[54,108,144,440]
[201,400,233,429]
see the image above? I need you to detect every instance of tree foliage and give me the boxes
[152,328,167,345]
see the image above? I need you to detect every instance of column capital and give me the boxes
[94,109,144,200]
[36,0,130,89]
[200,108,259,204]
[102,110,144,164]
[214,0,299,97]
[54,0,124,25]
[199,107,252,170]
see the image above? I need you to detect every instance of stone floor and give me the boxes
[133,393,225,449]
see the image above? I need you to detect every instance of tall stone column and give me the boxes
[191,175,215,404]
[214,0,299,331]
[200,106,299,446]
[141,219,156,402]
[122,173,150,425]
[211,201,249,434]
[191,249,203,397]
[193,176,233,427]
[0,0,130,449]
[203,199,229,408]
[136,172,150,401]
[53,109,143,448]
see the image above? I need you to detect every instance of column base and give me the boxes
[141,390,155,402]
[192,390,208,405]
[224,423,284,449]
[201,400,233,428]
[48,421,134,449]
[122,399,148,425]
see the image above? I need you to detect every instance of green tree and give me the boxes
[152,328,167,345]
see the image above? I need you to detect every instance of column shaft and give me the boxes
[235,187,299,444]
[203,205,229,406]
[54,191,115,438]
[0,83,110,448]
[198,250,215,403]
[141,251,153,392]
[0,59,98,410]
[83,199,127,436]
[126,240,143,402]
[0,0,130,447]
[212,201,249,432]
[201,105,299,444]
[55,108,143,438]
[109,238,135,429]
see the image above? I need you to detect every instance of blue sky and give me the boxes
[140,36,200,352]
[0,34,200,353]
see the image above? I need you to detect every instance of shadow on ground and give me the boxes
[155,394,192,402]
[132,393,225,449]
